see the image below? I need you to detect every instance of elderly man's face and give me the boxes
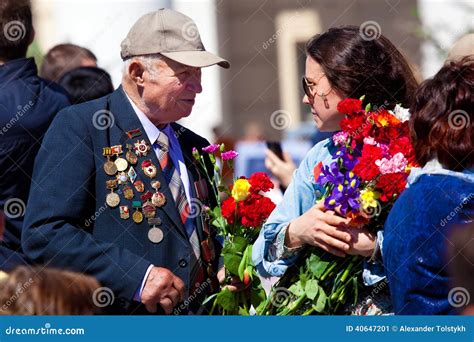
[140,57,202,124]
[142,58,202,124]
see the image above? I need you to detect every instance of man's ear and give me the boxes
[128,60,146,87]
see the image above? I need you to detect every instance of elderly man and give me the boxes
[23,9,229,315]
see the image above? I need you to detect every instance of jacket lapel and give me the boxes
[108,87,188,240]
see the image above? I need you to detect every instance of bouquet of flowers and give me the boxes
[193,144,275,315]
[259,97,416,315]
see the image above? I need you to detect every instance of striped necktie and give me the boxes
[155,132,200,259]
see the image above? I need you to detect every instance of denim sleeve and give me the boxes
[253,143,325,278]
[362,230,386,285]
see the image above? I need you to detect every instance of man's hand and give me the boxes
[141,266,185,314]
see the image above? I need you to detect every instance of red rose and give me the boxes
[376,173,407,202]
[248,172,274,193]
[337,98,363,115]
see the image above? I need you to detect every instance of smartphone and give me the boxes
[266,141,284,160]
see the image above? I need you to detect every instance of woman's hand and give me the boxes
[265,149,297,188]
[217,267,247,292]
[345,227,376,257]
[285,201,352,257]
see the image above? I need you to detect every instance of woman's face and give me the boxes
[303,56,345,132]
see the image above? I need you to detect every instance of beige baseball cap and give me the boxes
[120,8,230,69]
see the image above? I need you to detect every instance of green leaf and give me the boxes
[365,103,372,112]
[305,279,319,300]
[238,246,248,280]
[232,236,248,253]
[288,282,304,297]
[211,216,227,230]
[251,288,266,309]
[313,287,327,312]
[308,255,330,279]
[215,288,237,312]
[224,253,242,275]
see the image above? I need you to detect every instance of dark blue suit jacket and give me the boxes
[384,173,474,314]
[0,58,69,270]
[22,87,218,313]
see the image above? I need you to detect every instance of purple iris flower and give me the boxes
[317,161,345,186]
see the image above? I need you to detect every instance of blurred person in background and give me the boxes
[40,43,97,83]
[0,266,101,315]
[58,66,114,104]
[384,56,474,314]
[0,0,70,271]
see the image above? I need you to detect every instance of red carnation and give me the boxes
[337,98,363,115]
[353,144,384,181]
[376,173,407,202]
[248,172,274,193]
[238,194,275,228]
[340,112,368,141]
[221,197,236,224]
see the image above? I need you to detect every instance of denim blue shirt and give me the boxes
[252,137,385,285]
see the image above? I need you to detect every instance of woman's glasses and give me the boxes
[302,74,331,109]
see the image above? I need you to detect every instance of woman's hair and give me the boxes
[410,56,473,171]
[0,266,101,315]
[306,25,418,109]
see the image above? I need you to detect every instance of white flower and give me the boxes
[392,104,410,122]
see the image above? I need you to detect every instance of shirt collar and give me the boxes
[123,90,165,145]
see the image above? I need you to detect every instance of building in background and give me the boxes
[29,0,473,141]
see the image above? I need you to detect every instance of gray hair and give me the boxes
[123,54,161,78]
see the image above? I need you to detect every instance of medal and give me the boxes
[133,180,145,193]
[141,160,157,178]
[128,166,137,183]
[142,201,156,218]
[103,147,117,176]
[106,192,120,207]
[106,180,120,207]
[125,144,138,165]
[134,140,150,157]
[123,186,134,200]
[116,172,129,185]
[148,227,164,244]
[119,206,130,219]
[151,180,161,190]
[115,157,128,172]
[126,129,142,139]
[111,145,128,172]
[132,201,143,224]
[152,192,166,207]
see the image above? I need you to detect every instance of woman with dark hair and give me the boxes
[383,56,474,314]
[253,26,418,312]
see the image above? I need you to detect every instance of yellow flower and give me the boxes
[232,179,251,202]
[359,189,381,210]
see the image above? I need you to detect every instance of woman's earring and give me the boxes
[321,94,329,109]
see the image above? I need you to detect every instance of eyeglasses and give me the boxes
[302,74,326,99]
[302,74,331,109]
